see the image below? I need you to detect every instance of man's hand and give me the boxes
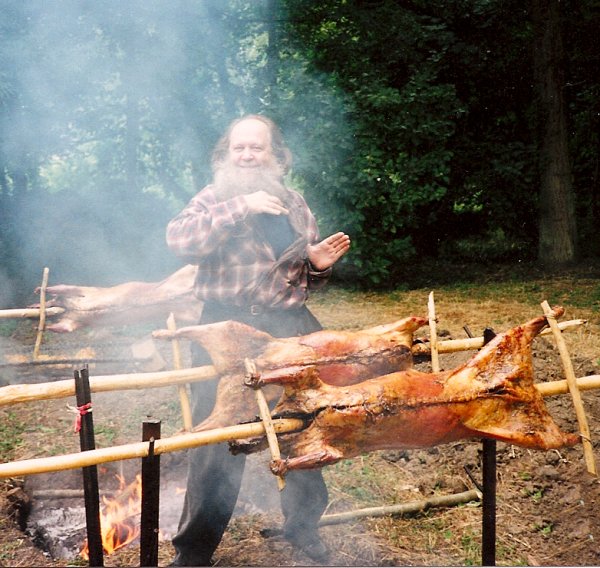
[244,191,289,216]
[307,232,351,271]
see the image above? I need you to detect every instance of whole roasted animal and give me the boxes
[152,316,427,430]
[231,309,579,475]
[34,264,201,332]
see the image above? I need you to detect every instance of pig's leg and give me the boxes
[43,284,87,297]
[251,365,322,390]
[45,320,79,333]
[270,446,344,476]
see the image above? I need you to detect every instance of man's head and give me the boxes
[211,115,292,201]
[212,115,292,177]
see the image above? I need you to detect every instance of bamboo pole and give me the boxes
[541,301,596,475]
[1,370,600,479]
[411,319,586,355]
[167,313,193,431]
[0,307,65,319]
[0,357,140,368]
[245,358,285,491]
[0,418,304,479]
[33,489,110,499]
[1,362,599,411]
[317,489,481,526]
[428,291,440,372]
[0,365,217,406]
[33,267,50,360]
[535,374,600,396]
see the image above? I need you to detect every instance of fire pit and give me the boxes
[22,451,280,563]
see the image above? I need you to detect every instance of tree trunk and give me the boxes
[532,0,577,265]
[265,0,279,107]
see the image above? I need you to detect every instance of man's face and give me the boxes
[228,119,275,170]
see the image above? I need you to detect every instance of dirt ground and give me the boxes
[1,283,600,567]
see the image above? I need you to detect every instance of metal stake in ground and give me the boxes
[481,327,498,567]
[140,419,161,567]
[464,325,497,567]
[75,366,104,567]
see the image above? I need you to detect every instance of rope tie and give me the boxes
[66,402,93,432]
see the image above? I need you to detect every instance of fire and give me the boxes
[80,474,142,559]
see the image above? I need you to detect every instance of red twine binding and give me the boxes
[73,402,92,433]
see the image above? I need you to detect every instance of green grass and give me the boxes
[0,410,26,461]
[0,321,18,337]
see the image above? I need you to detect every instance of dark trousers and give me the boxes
[171,304,329,566]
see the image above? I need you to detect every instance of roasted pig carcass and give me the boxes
[231,310,579,475]
[34,264,202,332]
[152,316,427,430]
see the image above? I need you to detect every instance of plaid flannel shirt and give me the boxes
[166,185,331,309]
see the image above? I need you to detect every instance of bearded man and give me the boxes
[166,114,350,566]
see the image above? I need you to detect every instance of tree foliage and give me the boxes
[0,0,599,303]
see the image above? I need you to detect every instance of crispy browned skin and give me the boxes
[152,316,427,430]
[234,309,579,474]
[37,265,201,332]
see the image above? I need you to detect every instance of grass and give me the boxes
[1,260,600,566]
[0,410,26,461]
[311,264,600,362]
[0,321,18,337]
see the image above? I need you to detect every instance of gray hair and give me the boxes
[211,114,292,176]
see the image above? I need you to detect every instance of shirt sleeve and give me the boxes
[289,191,333,291]
[307,261,332,290]
[166,187,249,261]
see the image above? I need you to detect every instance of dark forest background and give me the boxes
[1,0,598,305]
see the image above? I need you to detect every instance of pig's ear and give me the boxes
[360,316,428,336]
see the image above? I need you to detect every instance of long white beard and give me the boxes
[212,161,289,203]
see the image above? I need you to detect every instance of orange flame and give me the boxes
[80,474,142,559]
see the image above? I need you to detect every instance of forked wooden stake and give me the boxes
[541,301,597,475]
[245,358,286,491]
[167,313,193,431]
[428,291,440,372]
[33,267,50,360]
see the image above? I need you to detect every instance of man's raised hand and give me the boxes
[307,232,351,271]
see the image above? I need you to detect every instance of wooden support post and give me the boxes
[33,267,49,360]
[140,420,161,568]
[428,291,440,372]
[167,313,193,431]
[245,358,286,491]
[75,366,104,567]
[541,301,597,475]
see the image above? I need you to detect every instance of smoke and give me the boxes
[1,5,355,559]
[1,1,355,304]
[2,1,225,299]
